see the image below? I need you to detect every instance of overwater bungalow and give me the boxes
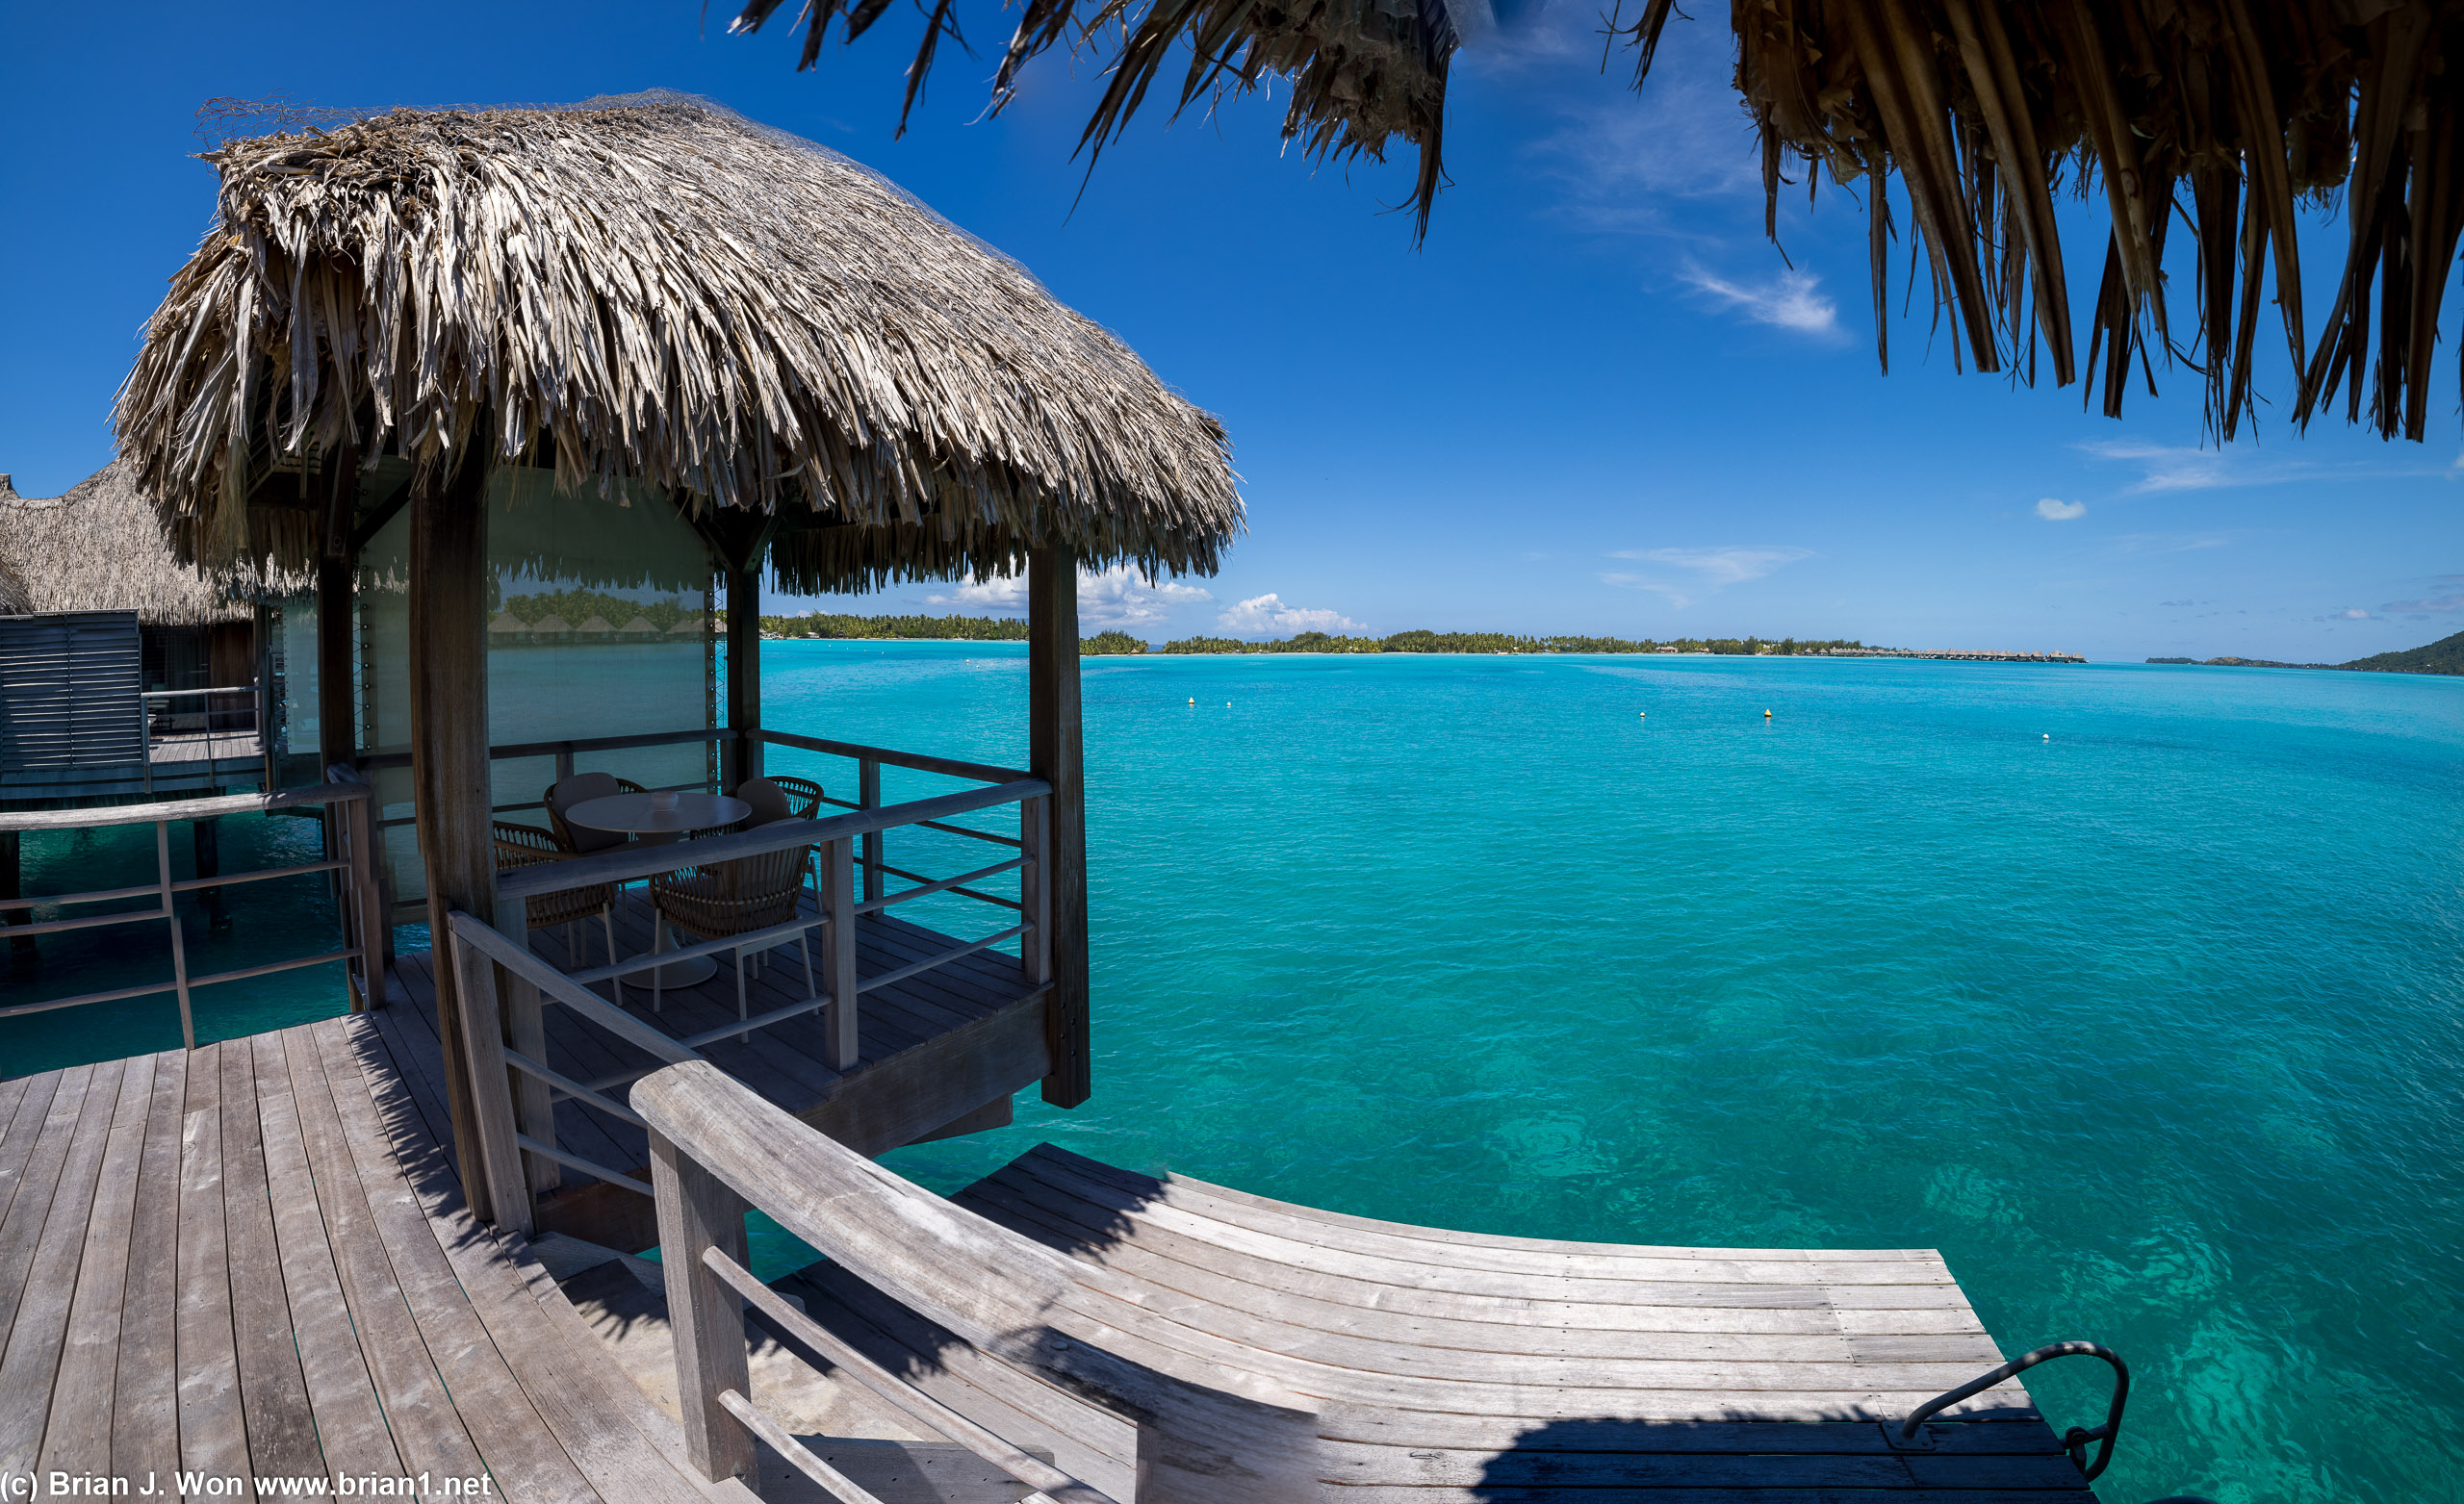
[2,96,2168,1501]
[0,464,295,807]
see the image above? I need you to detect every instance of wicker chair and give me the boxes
[767,775,825,819]
[545,772,649,854]
[492,822,625,1004]
[647,829,818,1036]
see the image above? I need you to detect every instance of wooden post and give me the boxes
[820,837,859,1070]
[1027,547,1090,1109]
[1,830,30,959]
[407,426,500,1223]
[725,562,761,790]
[316,566,356,773]
[859,757,883,904]
[318,445,360,894]
[648,1128,757,1486]
[695,509,776,793]
[156,821,193,1051]
[1019,794,1051,989]
[447,919,534,1236]
[192,817,225,929]
[345,791,388,1010]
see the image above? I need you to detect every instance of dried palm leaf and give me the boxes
[114,94,1244,590]
[735,0,2464,438]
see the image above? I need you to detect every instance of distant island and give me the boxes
[761,611,1030,641]
[756,615,1883,656]
[2146,629,2464,676]
[1152,631,1874,656]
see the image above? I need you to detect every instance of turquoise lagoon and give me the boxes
[6,642,2458,1503]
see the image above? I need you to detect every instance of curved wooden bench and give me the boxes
[634,1062,2100,1501]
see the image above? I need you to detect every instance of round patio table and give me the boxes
[561,791,753,985]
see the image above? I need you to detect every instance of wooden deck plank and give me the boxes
[112,1050,190,1490]
[1317,1413,2083,1456]
[1315,1438,2094,1489]
[248,1032,404,1485]
[221,1042,324,1484]
[300,1020,603,1504]
[0,1064,93,1344]
[1041,1144,1923,1262]
[1319,1490,2086,1502]
[326,1018,708,1504]
[34,1054,156,1481]
[279,1026,497,1488]
[0,1057,127,1477]
[776,1262,1137,1500]
[1022,1147,1956,1285]
[377,971,637,1192]
[175,1046,258,1500]
[1000,1152,1961,1309]
[862,913,1025,1020]
[0,1070,64,1232]
[962,1176,1903,1361]
[970,1165,1976,1338]
[0,1073,28,1131]
[362,989,456,1155]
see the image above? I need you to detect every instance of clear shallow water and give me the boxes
[777,641,2462,1504]
[8,642,2458,1502]
[0,811,360,1070]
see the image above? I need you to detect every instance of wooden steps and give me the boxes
[762,1142,2107,1500]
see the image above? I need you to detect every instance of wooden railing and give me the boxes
[359,726,1035,915]
[0,775,390,1046]
[443,909,705,1228]
[448,760,1051,1215]
[633,1060,1317,1503]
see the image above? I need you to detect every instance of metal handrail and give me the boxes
[1898,1340,2128,1480]
[0,778,388,1044]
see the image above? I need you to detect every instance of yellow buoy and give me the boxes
[1763,709,1772,719]
[1188,697,1195,705]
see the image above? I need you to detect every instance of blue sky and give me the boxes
[5,2,2457,660]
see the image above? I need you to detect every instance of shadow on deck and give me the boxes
[385,888,1053,1250]
[0,1016,723,1502]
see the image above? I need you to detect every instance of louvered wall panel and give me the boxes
[0,610,147,775]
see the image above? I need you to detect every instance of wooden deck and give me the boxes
[0,1015,727,1503]
[3,1007,2111,1501]
[773,1143,2108,1501]
[391,889,1051,1248]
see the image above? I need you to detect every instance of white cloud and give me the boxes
[2035,497,2088,521]
[2340,608,2373,620]
[1602,546,1811,607]
[1080,568,1212,631]
[1216,593,1365,636]
[1677,265,1841,338]
[927,566,1210,633]
[928,575,1027,612]
[2382,594,2464,614]
[2077,438,2448,494]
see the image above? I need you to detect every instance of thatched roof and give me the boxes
[116,93,1243,592]
[0,463,267,626]
[735,0,2464,440]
